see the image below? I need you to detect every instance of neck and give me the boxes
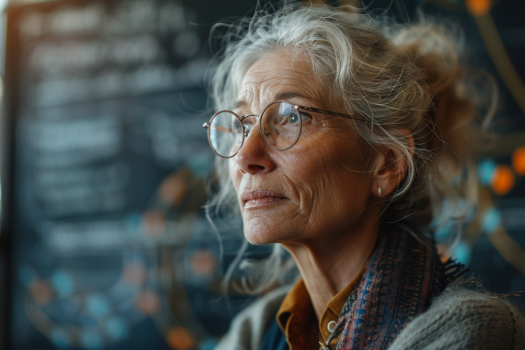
[281,215,380,320]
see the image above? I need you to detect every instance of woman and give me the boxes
[204,2,525,350]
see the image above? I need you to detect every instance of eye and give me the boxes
[244,121,254,132]
[242,117,256,134]
[287,112,311,125]
[288,112,300,124]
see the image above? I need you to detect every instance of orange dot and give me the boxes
[141,210,167,237]
[512,147,525,175]
[491,165,515,195]
[466,0,491,16]
[167,326,197,350]
[123,263,147,286]
[437,244,450,264]
[135,289,161,315]
[30,279,54,305]
[159,171,189,207]
[190,249,217,277]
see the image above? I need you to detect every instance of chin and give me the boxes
[243,217,288,245]
[244,227,274,245]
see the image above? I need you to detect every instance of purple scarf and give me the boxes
[325,229,458,350]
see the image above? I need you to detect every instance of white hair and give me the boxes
[205,1,496,294]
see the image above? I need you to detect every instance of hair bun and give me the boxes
[396,24,477,175]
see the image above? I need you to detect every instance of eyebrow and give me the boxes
[233,91,308,110]
[233,100,248,109]
[275,91,308,101]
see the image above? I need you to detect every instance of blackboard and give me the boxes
[1,0,525,349]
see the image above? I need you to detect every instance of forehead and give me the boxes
[237,50,326,109]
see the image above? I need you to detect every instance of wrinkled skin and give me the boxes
[229,50,410,318]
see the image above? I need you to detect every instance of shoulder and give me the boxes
[389,287,525,350]
[214,285,290,350]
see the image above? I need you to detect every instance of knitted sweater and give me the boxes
[215,286,525,350]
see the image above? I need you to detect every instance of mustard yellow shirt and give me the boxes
[276,264,366,350]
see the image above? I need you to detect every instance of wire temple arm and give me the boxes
[299,106,374,125]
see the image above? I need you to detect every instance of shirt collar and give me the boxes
[276,263,367,349]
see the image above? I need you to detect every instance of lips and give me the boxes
[241,190,286,209]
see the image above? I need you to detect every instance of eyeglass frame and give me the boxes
[202,100,369,158]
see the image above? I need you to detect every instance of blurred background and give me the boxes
[0,0,523,349]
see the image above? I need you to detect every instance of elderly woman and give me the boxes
[203,3,525,350]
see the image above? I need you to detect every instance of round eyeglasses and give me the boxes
[202,100,366,158]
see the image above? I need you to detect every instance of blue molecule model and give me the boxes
[434,223,455,243]
[481,207,502,234]
[125,213,142,233]
[105,316,129,340]
[199,338,218,350]
[86,294,111,319]
[18,265,37,287]
[80,328,103,350]
[478,159,497,186]
[50,327,70,350]
[451,240,471,265]
[50,270,75,298]
[189,152,214,178]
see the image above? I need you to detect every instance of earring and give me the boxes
[378,186,382,197]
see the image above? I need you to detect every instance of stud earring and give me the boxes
[378,186,382,197]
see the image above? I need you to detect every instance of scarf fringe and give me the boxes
[443,258,469,284]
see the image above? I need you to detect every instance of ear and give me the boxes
[372,129,415,198]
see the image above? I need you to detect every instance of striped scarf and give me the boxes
[324,229,461,350]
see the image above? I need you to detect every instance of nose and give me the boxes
[234,123,276,175]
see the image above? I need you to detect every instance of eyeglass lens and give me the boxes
[209,111,244,158]
[208,101,302,158]
[260,102,301,151]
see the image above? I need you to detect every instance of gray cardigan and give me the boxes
[215,286,525,350]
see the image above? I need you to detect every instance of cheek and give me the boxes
[288,141,372,224]
[287,139,354,188]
